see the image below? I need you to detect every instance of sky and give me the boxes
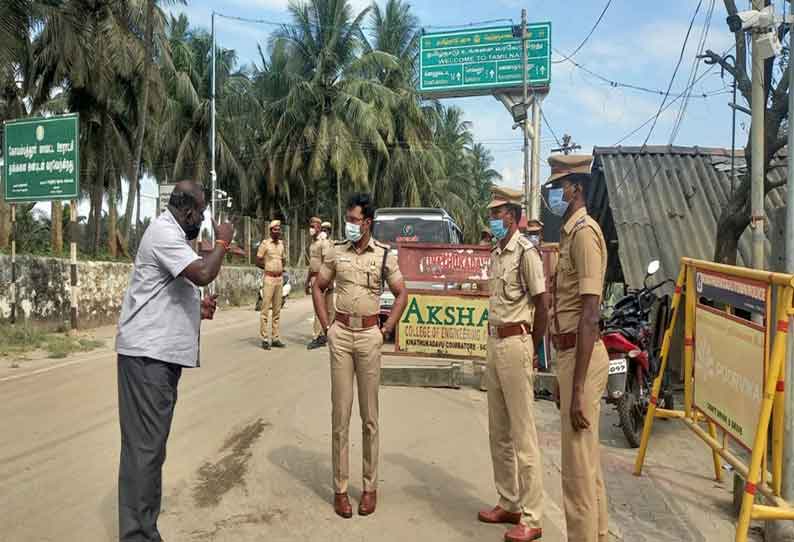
[52,0,759,221]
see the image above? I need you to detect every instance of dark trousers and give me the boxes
[117,355,182,542]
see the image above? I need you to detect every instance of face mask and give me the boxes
[345,222,363,242]
[309,227,317,236]
[489,218,508,241]
[528,234,540,246]
[183,211,201,240]
[548,188,569,217]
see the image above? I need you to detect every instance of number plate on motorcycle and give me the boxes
[609,358,628,375]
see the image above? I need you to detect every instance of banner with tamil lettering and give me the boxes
[397,292,489,359]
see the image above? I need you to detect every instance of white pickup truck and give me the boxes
[372,208,464,324]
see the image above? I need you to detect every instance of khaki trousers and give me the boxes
[312,288,336,339]
[486,334,544,529]
[259,275,283,341]
[327,323,383,493]
[557,340,610,542]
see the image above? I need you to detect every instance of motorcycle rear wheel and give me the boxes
[617,389,644,448]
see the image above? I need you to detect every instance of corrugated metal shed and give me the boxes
[542,146,786,292]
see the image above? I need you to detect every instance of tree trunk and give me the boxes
[135,178,141,234]
[108,169,118,257]
[125,0,155,245]
[713,172,752,265]
[90,180,103,254]
[51,200,63,255]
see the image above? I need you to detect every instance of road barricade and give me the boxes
[634,258,794,542]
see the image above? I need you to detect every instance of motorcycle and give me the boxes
[254,272,292,311]
[601,260,674,448]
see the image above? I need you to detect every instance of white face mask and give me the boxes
[309,227,317,236]
[345,222,363,242]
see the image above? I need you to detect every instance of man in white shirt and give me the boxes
[115,180,233,542]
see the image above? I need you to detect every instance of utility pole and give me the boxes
[521,8,531,219]
[336,135,342,235]
[782,2,794,531]
[530,95,542,220]
[551,134,582,155]
[210,11,217,228]
[750,0,765,273]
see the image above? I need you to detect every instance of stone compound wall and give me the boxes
[0,255,305,329]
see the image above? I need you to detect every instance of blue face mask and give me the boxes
[548,188,569,217]
[489,218,508,241]
[345,222,363,242]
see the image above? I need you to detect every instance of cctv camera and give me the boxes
[726,6,775,33]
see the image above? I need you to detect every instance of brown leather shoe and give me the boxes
[334,493,353,519]
[478,506,521,525]
[358,491,377,516]
[504,524,542,542]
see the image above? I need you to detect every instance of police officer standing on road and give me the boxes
[307,217,335,350]
[257,220,287,350]
[525,219,543,248]
[480,226,494,246]
[312,192,408,519]
[546,154,609,542]
[478,186,548,542]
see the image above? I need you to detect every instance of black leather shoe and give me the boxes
[262,341,271,350]
[272,339,286,348]
[307,337,324,350]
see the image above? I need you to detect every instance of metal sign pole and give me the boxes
[521,9,530,216]
[69,200,78,331]
[10,203,16,325]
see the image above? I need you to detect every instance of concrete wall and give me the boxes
[0,255,305,329]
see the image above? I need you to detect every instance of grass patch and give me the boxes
[0,325,104,359]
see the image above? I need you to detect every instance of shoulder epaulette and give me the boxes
[572,216,588,230]
[516,236,532,249]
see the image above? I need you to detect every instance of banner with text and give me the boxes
[694,306,766,449]
[397,292,489,359]
[397,243,492,284]
[3,114,80,202]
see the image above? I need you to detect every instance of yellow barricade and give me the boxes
[634,258,794,542]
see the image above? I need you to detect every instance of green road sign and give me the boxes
[3,114,80,202]
[419,23,551,97]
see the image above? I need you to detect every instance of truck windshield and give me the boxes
[373,218,449,245]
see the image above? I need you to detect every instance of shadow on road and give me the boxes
[385,452,490,538]
[268,445,337,503]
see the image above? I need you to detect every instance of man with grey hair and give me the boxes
[115,180,234,542]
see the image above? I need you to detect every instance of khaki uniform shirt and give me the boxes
[551,207,607,334]
[488,230,546,327]
[309,237,331,273]
[320,237,402,316]
[257,238,286,274]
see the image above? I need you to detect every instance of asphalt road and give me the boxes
[0,297,759,541]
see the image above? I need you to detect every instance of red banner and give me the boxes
[397,242,492,283]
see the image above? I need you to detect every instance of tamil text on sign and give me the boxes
[397,293,489,359]
[419,24,551,97]
[3,114,80,202]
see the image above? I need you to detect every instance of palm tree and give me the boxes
[265,0,400,231]
[464,143,502,242]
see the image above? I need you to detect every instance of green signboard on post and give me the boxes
[419,23,551,98]
[3,114,80,202]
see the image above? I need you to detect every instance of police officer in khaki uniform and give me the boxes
[256,220,287,349]
[307,217,330,349]
[525,219,543,247]
[312,193,407,519]
[477,186,548,542]
[546,154,609,542]
[480,226,494,246]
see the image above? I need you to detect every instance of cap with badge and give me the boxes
[269,220,281,230]
[487,185,524,209]
[545,154,593,187]
[321,221,332,229]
